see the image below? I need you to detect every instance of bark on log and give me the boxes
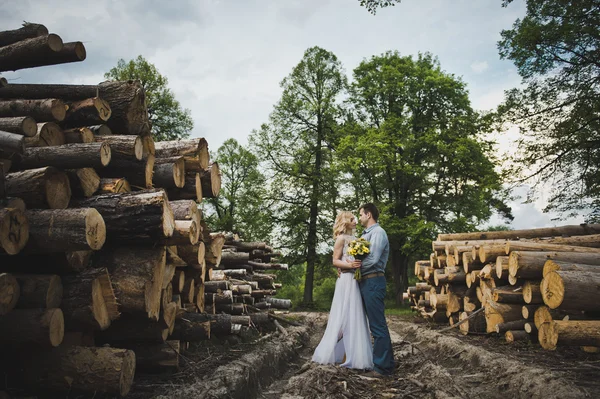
[0,116,37,137]
[507,251,600,279]
[215,303,245,315]
[534,305,566,329]
[0,81,150,136]
[66,168,100,198]
[543,260,600,277]
[15,142,111,170]
[0,197,25,211]
[0,273,19,315]
[159,220,198,246]
[0,34,63,72]
[62,97,111,128]
[172,270,185,294]
[434,268,466,286]
[438,224,600,241]
[484,301,523,333]
[22,208,105,253]
[495,319,528,334]
[0,23,48,47]
[265,297,292,309]
[221,252,250,265]
[5,167,70,209]
[0,98,66,122]
[195,283,205,313]
[0,250,92,274]
[154,157,185,188]
[506,241,600,255]
[167,172,202,202]
[155,138,209,169]
[0,308,63,347]
[93,134,143,161]
[0,207,28,255]
[25,122,64,147]
[492,286,526,304]
[88,124,112,136]
[206,233,225,267]
[177,242,205,267]
[541,270,600,311]
[96,154,154,189]
[21,346,135,396]
[170,199,201,227]
[120,341,180,372]
[74,190,174,242]
[200,163,221,198]
[458,310,486,335]
[539,320,600,350]
[61,267,117,331]
[97,177,131,194]
[204,280,231,293]
[522,305,538,320]
[63,127,94,144]
[96,316,168,343]
[13,274,61,309]
[181,279,195,304]
[93,247,165,321]
[523,281,543,304]
[0,130,25,154]
[171,312,211,341]
[505,330,531,343]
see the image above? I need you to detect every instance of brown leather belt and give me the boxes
[361,272,385,280]
[341,269,355,274]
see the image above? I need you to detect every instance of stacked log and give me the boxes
[408,223,600,351]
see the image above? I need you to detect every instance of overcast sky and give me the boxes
[0,0,585,228]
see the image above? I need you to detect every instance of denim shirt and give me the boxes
[360,223,390,276]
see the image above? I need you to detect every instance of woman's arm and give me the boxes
[332,236,357,270]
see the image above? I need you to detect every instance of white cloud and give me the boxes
[470,61,489,74]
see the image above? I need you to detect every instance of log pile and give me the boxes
[406,224,600,352]
[0,22,291,397]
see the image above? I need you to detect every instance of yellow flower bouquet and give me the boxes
[348,237,370,280]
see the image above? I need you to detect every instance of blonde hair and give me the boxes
[333,211,355,239]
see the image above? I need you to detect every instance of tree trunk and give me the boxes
[167,172,202,202]
[492,286,526,304]
[61,267,117,331]
[5,167,71,209]
[66,168,100,197]
[15,142,111,170]
[506,241,600,255]
[523,281,543,304]
[159,220,198,246]
[171,312,211,341]
[0,130,25,154]
[63,127,94,144]
[154,157,185,189]
[13,274,62,309]
[0,81,150,136]
[170,199,201,226]
[25,122,65,147]
[495,319,528,334]
[73,190,174,242]
[0,207,28,255]
[484,301,523,333]
[0,98,66,122]
[539,320,600,350]
[543,260,600,277]
[97,177,131,194]
[0,308,64,347]
[93,134,143,161]
[509,251,600,279]
[458,310,486,335]
[61,97,111,128]
[505,330,531,343]
[221,252,250,265]
[215,303,245,315]
[0,273,19,315]
[200,163,221,198]
[521,305,538,320]
[0,34,64,72]
[0,116,37,137]
[96,154,154,188]
[438,224,600,241]
[0,23,48,47]
[541,270,600,311]
[93,247,166,321]
[22,208,105,252]
[154,138,209,169]
[534,305,566,329]
[177,242,205,266]
[265,297,292,309]
[21,346,136,397]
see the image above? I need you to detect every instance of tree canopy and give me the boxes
[359,0,402,14]
[497,0,600,221]
[104,55,193,141]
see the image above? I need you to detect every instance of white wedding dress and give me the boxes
[312,234,373,369]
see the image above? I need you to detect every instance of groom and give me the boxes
[356,203,395,377]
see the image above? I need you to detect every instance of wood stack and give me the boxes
[406,224,600,351]
[0,21,290,398]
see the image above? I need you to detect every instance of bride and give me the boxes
[312,211,373,369]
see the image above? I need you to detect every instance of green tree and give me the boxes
[204,138,271,241]
[339,51,512,303]
[498,0,600,221]
[251,46,347,305]
[104,55,193,141]
[359,0,402,14]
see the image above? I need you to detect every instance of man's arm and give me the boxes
[362,229,385,268]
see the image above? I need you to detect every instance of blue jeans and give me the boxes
[359,276,395,375]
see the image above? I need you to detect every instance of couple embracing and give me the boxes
[312,203,395,378]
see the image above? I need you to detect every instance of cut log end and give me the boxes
[541,272,564,309]
[99,141,111,166]
[539,321,558,350]
[0,273,20,315]
[85,208,107,250]
[47,308,65,347]
[0,207,29,254]
[45,169,71,209]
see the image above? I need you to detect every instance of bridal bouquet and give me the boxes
[348,237,370,280]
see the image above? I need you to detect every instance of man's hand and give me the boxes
[351,260,362,269]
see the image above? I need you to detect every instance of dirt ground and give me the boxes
[82,312,600,398]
